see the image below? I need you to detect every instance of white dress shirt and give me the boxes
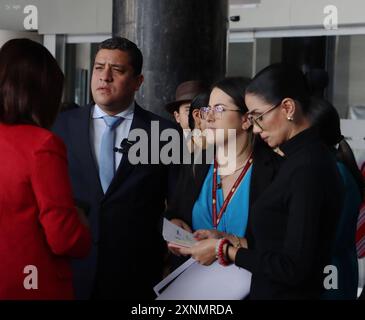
[90,103,135,172]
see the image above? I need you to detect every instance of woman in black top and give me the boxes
[180,64,344,299]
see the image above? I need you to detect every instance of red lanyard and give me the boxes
[212,154,253,228]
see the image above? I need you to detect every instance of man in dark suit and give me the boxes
[53,37,179,299]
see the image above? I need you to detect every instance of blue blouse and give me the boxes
[192,164,252,237]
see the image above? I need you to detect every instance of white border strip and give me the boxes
[229,26,365,42]
[66,34,112,44]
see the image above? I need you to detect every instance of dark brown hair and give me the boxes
[97,37,143,75]
[309,97,364,196]
[246,63,312,116]
[0,38,64,129]
[211,77,250,114]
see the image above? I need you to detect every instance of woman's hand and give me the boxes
[194,230,248,250]
[178,239,219,266]
[167,218,193,256]
[193,229,226,240]
[170,218,192,233]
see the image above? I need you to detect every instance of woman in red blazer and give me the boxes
[0,39,92,299]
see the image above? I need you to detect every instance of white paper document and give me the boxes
[155,258,252,300]
[159,218,252,300]
[153,257,196,297]
[162,218,197,248]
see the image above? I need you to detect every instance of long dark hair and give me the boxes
[0,38,64,129]
[212,77,250,114]
[308,98,364,195]
[210,77,253,150]
[188,92,209,130]
[246,63,312,116]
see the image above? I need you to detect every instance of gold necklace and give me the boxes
[219,163,246,180]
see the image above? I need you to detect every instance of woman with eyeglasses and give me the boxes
[164,78,281,284]
[180,64,345,300]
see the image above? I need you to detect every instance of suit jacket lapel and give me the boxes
[69,104,104,199]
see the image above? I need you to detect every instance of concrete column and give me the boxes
[113,0,228,117]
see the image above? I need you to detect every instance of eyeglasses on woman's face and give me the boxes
[247,101,282,130]
[200,104,242,120]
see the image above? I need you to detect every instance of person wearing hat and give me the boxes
[165,80,206,130]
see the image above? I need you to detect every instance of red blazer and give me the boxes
[0,124,92,300]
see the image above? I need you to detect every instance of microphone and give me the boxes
[114,138,134,154]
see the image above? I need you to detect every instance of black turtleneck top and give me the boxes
[235,127,344,299]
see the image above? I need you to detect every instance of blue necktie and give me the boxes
[99,115,124,193]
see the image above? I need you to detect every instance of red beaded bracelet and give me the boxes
[217,238,231,266]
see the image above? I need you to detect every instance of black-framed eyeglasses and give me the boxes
[247,101,282,130]
[200,104,242,120]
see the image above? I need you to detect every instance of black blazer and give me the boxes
[235,128,344,299]
[53,103,180,299]
[165,138,281,247]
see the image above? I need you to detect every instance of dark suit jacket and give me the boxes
[53,103,179,299]
[164,138,282,248]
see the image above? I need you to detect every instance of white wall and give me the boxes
[38,0,112,35]
[0,0,40,31]
[230,0,365,31]
[0,0,112,35]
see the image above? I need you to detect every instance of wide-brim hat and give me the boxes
[165,80,206,114]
